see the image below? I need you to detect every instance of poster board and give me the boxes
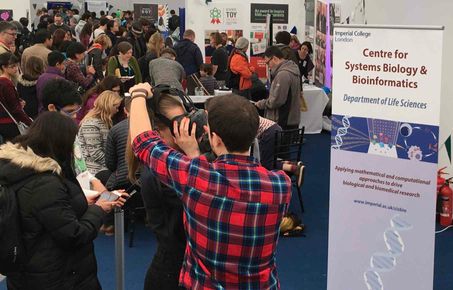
[328,24,444,290]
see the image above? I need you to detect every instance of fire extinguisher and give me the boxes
[437,167,448,192]
[439,176,453,227]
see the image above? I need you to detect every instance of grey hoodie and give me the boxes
[256,60,301,127]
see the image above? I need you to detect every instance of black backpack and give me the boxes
[225,55,240,90]
[0,176,35,275]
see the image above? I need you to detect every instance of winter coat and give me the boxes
[127,32,147,59]
[138,51,157,83]
[16,75,39,119]
[0,142,105,290]
[174,39,203,76]
[255,60,301,127]
[86,44,105,81]
[229,50,254,91]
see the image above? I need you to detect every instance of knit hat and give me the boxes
[235,37,249,50]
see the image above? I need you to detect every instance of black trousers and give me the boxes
[258,123,282,170]
[144,246,186,290]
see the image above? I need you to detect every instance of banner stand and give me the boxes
[328,24,444,290]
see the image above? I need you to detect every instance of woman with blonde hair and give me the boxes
[87,34,113,81]
[78,90,122,176]
[139,31,164,82]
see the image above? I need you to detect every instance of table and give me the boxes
[300,84,330,134]
[190,86,329,134]
[190,90,232,104]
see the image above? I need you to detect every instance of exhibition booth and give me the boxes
[1,0,453,289]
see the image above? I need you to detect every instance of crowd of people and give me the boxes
[0,6,314,290]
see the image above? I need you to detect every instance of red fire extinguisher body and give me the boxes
[439,184,453,226]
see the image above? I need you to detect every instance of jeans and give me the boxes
[143,246,185,290]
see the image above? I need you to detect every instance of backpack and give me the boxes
[225,54,240,90]
[0,176,35,275]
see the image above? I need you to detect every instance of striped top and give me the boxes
[78,117,109,175]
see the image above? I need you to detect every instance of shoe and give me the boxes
[294,162,305,188]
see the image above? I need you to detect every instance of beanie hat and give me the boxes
[235,37,249,50]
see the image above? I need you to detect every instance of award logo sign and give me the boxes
[133,4,158,22]
[328,25,443,290]
[208,6,240,27]
[209,7,222,24]
[250,3,288,24]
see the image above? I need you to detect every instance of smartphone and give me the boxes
[125,189,137,201]
[99,191,120,202]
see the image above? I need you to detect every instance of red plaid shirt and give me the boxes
[133,131,292,289]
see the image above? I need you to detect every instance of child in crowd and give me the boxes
[199,63,219,95]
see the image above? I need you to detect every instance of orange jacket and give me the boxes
[229,51,255,91]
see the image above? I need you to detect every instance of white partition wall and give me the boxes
[0,0,31,20]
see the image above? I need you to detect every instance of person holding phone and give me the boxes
[0,112,126,290]
[107,41,142,92]
[64,42,96,91]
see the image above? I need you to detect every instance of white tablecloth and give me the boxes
[190,90,232,104]
[190,86,329,134]
[300,85,330,134]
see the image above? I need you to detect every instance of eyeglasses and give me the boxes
[264,58,272,66]
[59,106,82,116]
[4,32,17,37]
[6,64,19,69]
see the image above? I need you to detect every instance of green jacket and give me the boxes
[106,56,142,84]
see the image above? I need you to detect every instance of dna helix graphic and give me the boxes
[332,116,351,149]
[364,215,413,290]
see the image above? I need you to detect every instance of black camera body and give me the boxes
[148,85,211,153]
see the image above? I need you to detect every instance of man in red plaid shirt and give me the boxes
[129,83,292,289]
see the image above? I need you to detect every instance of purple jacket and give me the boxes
[36,67,64,112]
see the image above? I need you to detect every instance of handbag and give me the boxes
[0,100,29,135]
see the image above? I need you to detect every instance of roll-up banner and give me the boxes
[328,24,444,290]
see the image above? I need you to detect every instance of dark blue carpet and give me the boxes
[1,132,452,289]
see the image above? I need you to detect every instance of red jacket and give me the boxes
[0,77,32,126]
[229,51,255,91]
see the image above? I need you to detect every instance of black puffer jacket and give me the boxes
[0,142,105,290]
